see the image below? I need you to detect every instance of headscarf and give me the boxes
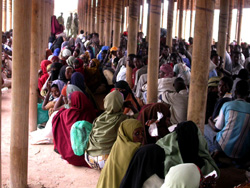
[61,41,69,50]
[96,119,143,188]
[62,48,72,57]
[208,77,220,87]
[52,80,65,92]
[137,103,171,144]
[70,72,85,93]
[66,56,76,67]
[53,48,60,56]
[52,91,96,166]
[74,58,85,76]
[156,121,220,177]
[160,64,174,78]
[40,60,52,75]
[120,144,165,188]
[161,163,201,188]
[50,62,63,81]
[58,65,69,83]
[51,36,64,52]
[51,56,60,63]
[87,90,128,156]
[97,46,110,60]
[51,15,64,35]
[115,80,141,111]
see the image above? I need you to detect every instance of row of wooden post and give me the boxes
[0,0,245,187]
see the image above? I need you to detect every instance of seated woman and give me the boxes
[137,103,171,144]
[96,119,144,188]
[114,80,141,115]
[52,91,96,166]
[73,58,85,77]
[38,60,52,91]
[120,121,220,188]
[85,90,129,170]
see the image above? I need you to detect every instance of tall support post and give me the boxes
[8,0,12,29]
[187,0,215,133]
[104,0,112,46]
[126,0,139,88]
[2,0,6,31]
[161,0,164,28]
[113,0,122,47]
[189,0,194,37]
[175,0,179,37]
[237,0,244,44]
[96,0,100,34]
[84,0,88,33]
[141,0,144,33]
[147,0,161,103]
[10,0,32,187]
[227,0,234,51]
[166,0,174,48]
[78,0,82,30]
[217,0,229,60]
[0,0,2,186]
[29,0,40,132]
[178,0,184,39]
[87,0,91,34]
[121,0,125,32]
[146,0,150,41]
[183,0,189,39]
[91,0,96,33]
[46,0,51,46]
[99,0,105,44]
[39,0,45,61]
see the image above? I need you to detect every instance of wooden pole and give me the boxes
[175,0,179,37]
[10,0,32,187]
[237,0,244,44]
[189,0,194,37]
[0,0,2,186]
[126,5,129,31]
[8,0,12,29]
[187,0,215,133]
[126,0,139,88]
[29,0,40,132]
[39,0,45,61]
[96,0,100,34]
[104,0,112,46]
[87,0,91,34]
[227,0,234,51]
[121,0,125,33]
[217,0,229,60]
[161,0,164,28]
[99,0,105,44]
[113,0,122,47]
[146,0,150,41]
[141,0,144,33]
[2,0,6,31]
[183,0,189,40]
[147,0,161,103]
[84,0,88,33]
[166,0,174,48]
[178,0,184,39]
[77,0,82,30]
[91,0,96,33]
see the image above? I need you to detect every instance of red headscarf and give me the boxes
[40,60,52,75]
[74,58,85,77]
[52,91,96,166]
[38,60,52,91]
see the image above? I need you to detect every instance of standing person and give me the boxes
[72,13,79,38]
[66,13,73,37]
[57,12,64,26]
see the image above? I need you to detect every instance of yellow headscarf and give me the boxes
[96,119,143,188]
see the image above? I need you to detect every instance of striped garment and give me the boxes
[215,99,250,159]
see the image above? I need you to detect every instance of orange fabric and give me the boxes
[61,86,67,96]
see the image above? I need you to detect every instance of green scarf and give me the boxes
[87,90,128,156]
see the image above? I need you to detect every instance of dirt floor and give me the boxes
[1,88,248,188]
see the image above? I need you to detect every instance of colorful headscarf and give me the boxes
[160,64,174,78]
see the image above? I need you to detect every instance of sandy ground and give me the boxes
[2,89,100,188]
[1,88,248,188]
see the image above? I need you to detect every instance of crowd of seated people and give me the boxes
[30,20,250,187]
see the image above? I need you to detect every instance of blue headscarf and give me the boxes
[97,46,110,60]
[70,72,85,92]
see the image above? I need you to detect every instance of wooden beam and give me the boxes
[166,0,174,48]
[113,0,122,47]
[8,0,12,29]
[227,0,234,51]
[187,0,215,133]
[104,0,112,46]
[178,0,184,39]
[237,0,244,44]
[2,0,6,31]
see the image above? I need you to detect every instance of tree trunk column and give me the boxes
[217,0,229,60]
[147,0,161,104]
[96,0,100,34]
[146,0,150,41]
[2,0,6,32]
[104,0,112,46]
[187,0,215,133]
[10,0,32,187]
[113,0,122,47]
[237,0,244,44]
[190,0,194,37]
[227,0,234,52]
[91,0,96,33]
[39,0,45,61]
[8,0,12,29]
[178,0,184,39]
[87,0,91,34]
[99,0,105,44]
[166,0,174,48]
[126,0,139,88]
[0,1,2,186]
[29,0,40,132]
